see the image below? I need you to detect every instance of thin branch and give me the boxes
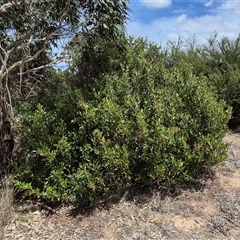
[24,200,63,217]
[5,72,13,116]
[19,64,23,94]
[0,44,9,81]
[18,56,69,74]
[223,216,240,229]
[0,43,14,115]
[0,2,15,13]
[0,28,61,80]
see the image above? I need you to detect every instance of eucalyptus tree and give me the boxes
[0,0,129,167]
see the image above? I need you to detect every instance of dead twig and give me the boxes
[223,216,240,229]
[24,200,63,217]
[207,220,228,237]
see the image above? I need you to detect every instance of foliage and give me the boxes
[202,35,240,117]
[166,33,240,118]
[12,37,230,206]
[66,35,128,89]
[0,0,129,171]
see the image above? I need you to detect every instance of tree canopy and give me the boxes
[0,0,129,82]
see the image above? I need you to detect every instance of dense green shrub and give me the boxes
[12,37,230,206]
[166,34,240,118]
[198,35,240,118]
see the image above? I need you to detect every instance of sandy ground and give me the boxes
[3,133,240,240]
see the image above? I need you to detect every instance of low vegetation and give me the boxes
[0,1,239,209]
[11,37,231,206]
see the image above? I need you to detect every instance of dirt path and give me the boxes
[4,133,240,240]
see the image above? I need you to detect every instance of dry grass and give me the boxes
[0,177,14,240]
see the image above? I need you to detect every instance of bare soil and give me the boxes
[3,133,240,240]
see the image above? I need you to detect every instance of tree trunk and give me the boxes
[0,86,14,174]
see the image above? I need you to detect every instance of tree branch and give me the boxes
[0,2,15,13]
[0,28,61,81]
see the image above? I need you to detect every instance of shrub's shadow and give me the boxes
[67,167,216,218]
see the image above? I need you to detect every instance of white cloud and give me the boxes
[219,0,240,15]
[204,0,213,7]
[127,11,240,47]
[127,0,240,48]
[176,14,187,23]
[173,9,185,14]
[140,0,172,9]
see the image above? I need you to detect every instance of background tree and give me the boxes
[165,33,240,121]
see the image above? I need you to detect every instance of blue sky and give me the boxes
[126,0,240,46]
